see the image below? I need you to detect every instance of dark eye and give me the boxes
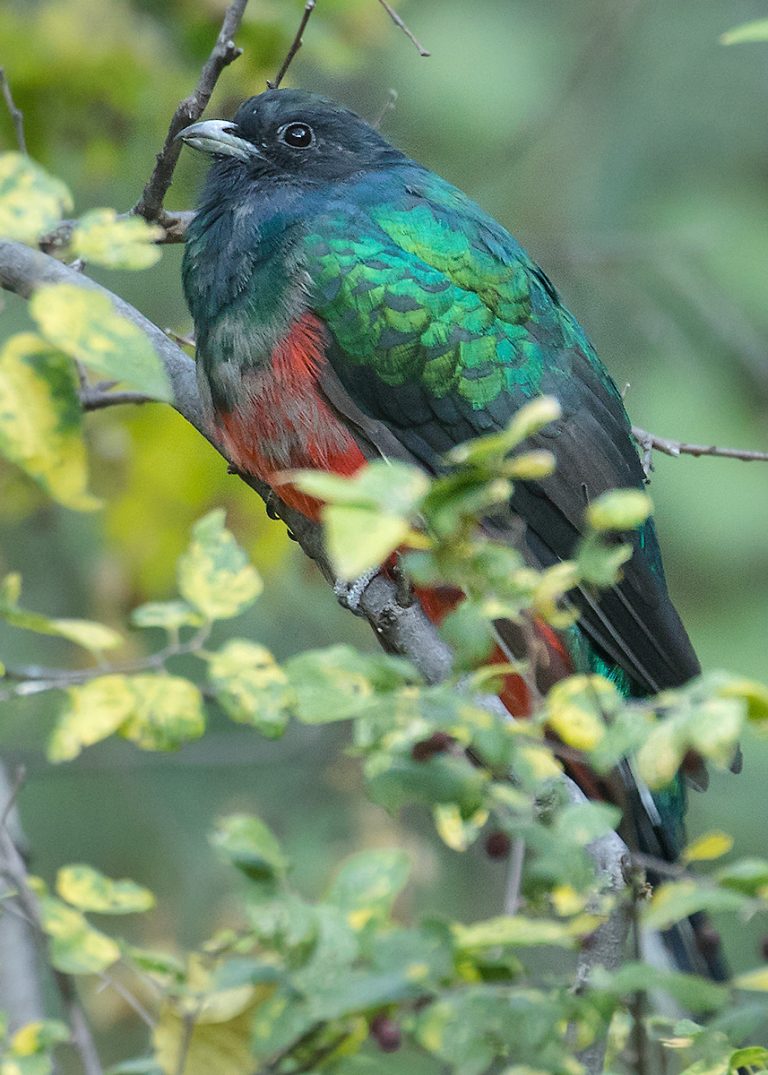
[279,122,314,149]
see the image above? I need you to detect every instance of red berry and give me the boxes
[411,731,453,761]
[370,1014,401,1052]
[484,831,511,859]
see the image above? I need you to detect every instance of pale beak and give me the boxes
[177,119,259,162]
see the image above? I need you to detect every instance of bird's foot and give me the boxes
[333,568,379,613]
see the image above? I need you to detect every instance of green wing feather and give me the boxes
[302,168,699,694]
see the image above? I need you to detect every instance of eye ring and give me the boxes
[279,122,315,149]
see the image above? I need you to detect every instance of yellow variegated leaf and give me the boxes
[56,863,154,914]
[733,967,768,991]
[9,1020,68,1057]
[29,284,171,401]
[153,987,266,1075]
[454,915,575,950]
[682,831,734,863]
[0,153,72,243]
[433,803,488,851]
[118,675,205,751]
[206,639,291,737]
[0,572,121,653]
[38,894,120,974]
[48,676,136,762]
[546,675,617,751]
[71,208,163,269]
[178,510,262,620]
[49,673,204,761]
[0,333,98,509]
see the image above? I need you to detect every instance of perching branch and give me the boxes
[131,0,248,225]
[0,67,27,154]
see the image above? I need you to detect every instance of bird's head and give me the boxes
[178,88,405,185]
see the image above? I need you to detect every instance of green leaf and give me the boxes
[715,857,768,896]
[207,640,291,737]
[37,894,120,974]
[576,532,633,588]
[0,571,122,653]
[325,504,411,578]
[327,849,411,929]
[728,1046,768,1070]
[129,600,202,630]
[366,752,489,815]
[293,461,430,577]
[642,879,749,931]
[285,645,380,723]
[29,284,172,402]
[56,864,154,914]
[49,674,204,762]
[721,18,768,45]
[177,510,262,621]
[210,814,287,883]
[0,333,98,510]
[553,801,621,847]
[593,962,727,1013]
[0,153,72,244]
[71,209,163,269]
[585,489,652,532]
[447,396,562,465]
[453,915,576,951]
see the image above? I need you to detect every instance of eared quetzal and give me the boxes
[179,89,726,977]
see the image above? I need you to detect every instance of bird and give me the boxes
[179,88,728,977]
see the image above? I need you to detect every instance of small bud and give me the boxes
[484,831,511,859]
[370,1014,401,1052]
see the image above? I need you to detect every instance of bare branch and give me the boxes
[632,424,768,480]
[0,763,103,1073]
[267,0,317,90]
[376,0,430,56]
[131,0,248,224]
[0,67,27,154]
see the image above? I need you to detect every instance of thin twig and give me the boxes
[97,967,156,1029]
[267,0,317,89]
[0,764,26,832]
[376,0,430,56]
[632,425,768,480]
[0,67,27,154]
[80,389,155,411]
[372,88,398,130]
[131,0,248,224]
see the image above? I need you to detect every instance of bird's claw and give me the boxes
[333,568,378,612]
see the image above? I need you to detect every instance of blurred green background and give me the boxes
[1,0,767,1061]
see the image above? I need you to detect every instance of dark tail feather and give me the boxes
[616,759,730,982]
